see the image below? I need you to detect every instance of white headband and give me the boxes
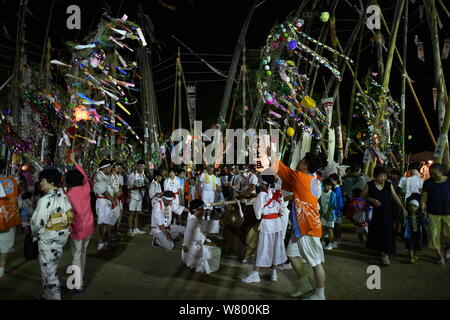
[99,163,111,170]
[163,195,175,201]
[408,200,419,207]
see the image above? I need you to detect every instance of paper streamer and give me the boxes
[136,28,147,46]
[73,44,96,50]
[442,39,450,60]
[116,101,131,115]
[50,60,73,68]
[417,42,425,62]
[269,110,282,118]
[433,88,438,111]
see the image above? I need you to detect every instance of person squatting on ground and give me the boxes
[0,159,21,278]
[182,199,221,273]
[94,160,117,250]
[403,199,428,264]
[273,152,326,300]
[150,191,189,250]
[319,178,336,251]
[65,152,94,292]
[31,169,73,300]
[241,174,287,284]
[127,160,149,236]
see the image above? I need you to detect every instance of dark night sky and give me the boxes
[1,0,449,158]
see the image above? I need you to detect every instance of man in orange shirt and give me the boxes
[273,152,326,300]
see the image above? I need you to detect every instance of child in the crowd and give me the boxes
[241,174,287,284]
[403,199,428,264]
[319,179,336,251]
[345,188,368,248]
[329,173,344,248]
[19,191,33,230]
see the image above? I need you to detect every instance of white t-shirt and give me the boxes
[149,180,162,199]
[164,177,181,194]
[241,173,258,194]
[151,197,185,229]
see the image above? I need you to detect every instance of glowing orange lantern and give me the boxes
[74,106,90,122]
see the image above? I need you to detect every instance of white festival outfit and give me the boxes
[31,188,73,300]
[253,188,287,268]
[182,214,221,273]
[200,173,221,234]
[110,173,123,220]
[94,171,117,226]
[163,177,181,204]
[127,171,149,212]
[150,196,186,250]
[149,179,162,199]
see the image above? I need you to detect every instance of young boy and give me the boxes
[403,199,427,264]
[319,179,336,251]
[241,174,287,283]
[182,199,221,273]
[345,188,368,248]
[329,173,344,248]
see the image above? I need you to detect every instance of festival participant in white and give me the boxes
[242,174,287,283]
[182,199,221,273]
[240,166,259,197]
[150,191,189,250]
[31,169,73,300]
[110,162,124,237]
[200,167,221,233]
[127,160,149,236]
[149,170,163,200]
[94,160,117,250]
[163,169,181,204]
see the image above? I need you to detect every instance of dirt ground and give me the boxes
[1,214,450,300]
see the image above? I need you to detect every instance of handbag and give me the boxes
[24,231,39,261]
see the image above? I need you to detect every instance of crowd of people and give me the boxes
[0,153,450,300]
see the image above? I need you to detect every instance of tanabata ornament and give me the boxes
[320,12,330,22]
[300,96,316,108]
[287,127,295,137]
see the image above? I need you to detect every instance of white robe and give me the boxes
[94,172,116,225]
[182,215,221,274]
[253,189,287,268]
[163,177,181,204]
[127,172,148,201]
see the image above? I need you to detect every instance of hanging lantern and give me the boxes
[320,12,330,22]
[74,106,90,121]
[300,96,316,108]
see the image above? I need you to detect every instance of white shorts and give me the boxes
[356,226,368,234]
[297,235,325,267]
[96,199,117,226]
[0,227,16,253]
[129,199,143,212]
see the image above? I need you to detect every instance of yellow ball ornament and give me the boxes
[287,127,295,137]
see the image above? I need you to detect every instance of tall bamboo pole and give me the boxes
[217,0,258,132]
[345,27,364,158]
[400,0,408,173]
[382,0,405,90]
[379,13,436,146]
[178,48,182,130]
[424,0,446,130]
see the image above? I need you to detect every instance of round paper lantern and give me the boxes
[320,12,330,22]
[74,106,90,122]
[408,135,412,140]
[287,127,295,137]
